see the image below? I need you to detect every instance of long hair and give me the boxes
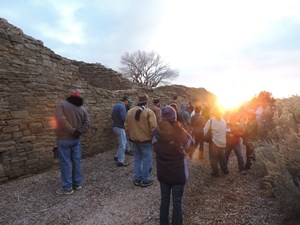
[158,120,186,145]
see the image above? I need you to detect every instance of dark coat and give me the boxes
[153,121,192,185]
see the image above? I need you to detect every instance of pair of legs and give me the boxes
[57,139,82,191]
[159,182,185,225]
[113,127,127,163]
[126,135,132,152]
[193,131,204,159]
[225,143,245,172]
[209,141,228,176]
[133,142,153,183]
[245,142,256,169]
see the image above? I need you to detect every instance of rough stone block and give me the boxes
[2,125,19,133]
[11,111,29,119]
[8,34,24,43]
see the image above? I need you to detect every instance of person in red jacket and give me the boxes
[225,114,246,174]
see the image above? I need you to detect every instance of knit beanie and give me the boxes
[70,90,80,97]
[161,105,177,122]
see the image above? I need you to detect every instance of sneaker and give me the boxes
[56,189,74,195]
[74,185,82,190]
[114,156,118,162]
[125,151,134,156]
[117,161,130,167]
[140,180,154,187]
[133,179,141,186]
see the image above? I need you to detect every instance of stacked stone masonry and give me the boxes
[0,18,212,182]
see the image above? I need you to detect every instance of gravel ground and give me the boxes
[0,144,284,225]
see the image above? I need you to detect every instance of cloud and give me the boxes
[0,0,299,98]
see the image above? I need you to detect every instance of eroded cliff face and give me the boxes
[0,18,212,181]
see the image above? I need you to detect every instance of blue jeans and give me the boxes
[225,143,245,172]
[57,139,82,191]
[133,142,152,182]
[160,182,185,225]
[126,135,132,152]
[113,127,127,163]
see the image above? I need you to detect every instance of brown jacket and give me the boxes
[55,97,90,140]
[125,106,157,142]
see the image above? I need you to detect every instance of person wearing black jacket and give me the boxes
[153,105,193,225]
[191,106,206,159]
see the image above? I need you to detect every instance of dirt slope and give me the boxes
[0,146,283,225]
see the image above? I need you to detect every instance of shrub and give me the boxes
[253,96,300,217]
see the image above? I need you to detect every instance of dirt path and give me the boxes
[0,145,283,225]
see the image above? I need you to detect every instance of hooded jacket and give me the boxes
[55,96,90,140]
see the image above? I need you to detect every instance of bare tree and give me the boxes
[119,50,179,87]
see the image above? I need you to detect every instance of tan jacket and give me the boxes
[125,106,157,142]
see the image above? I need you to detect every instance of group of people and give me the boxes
[111,94,193,224]
[54,91,261,225]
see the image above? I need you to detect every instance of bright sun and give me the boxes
[215,93,249,112]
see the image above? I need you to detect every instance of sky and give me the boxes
[1,0,299,108]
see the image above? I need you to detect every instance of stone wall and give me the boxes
[0,18,162,182]
[0,18,212,182]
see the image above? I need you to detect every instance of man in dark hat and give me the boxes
[55,90,90,195]
[125,93,157,187]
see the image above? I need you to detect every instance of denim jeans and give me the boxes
[160,182,185,225]
[225,143,245,172]
[57,139,82,191]
[209,142,228,175]
[113,127,127,163]
[126,135,132,152]
[133,142,152,182]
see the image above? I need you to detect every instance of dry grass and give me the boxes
[253,96,300,223]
